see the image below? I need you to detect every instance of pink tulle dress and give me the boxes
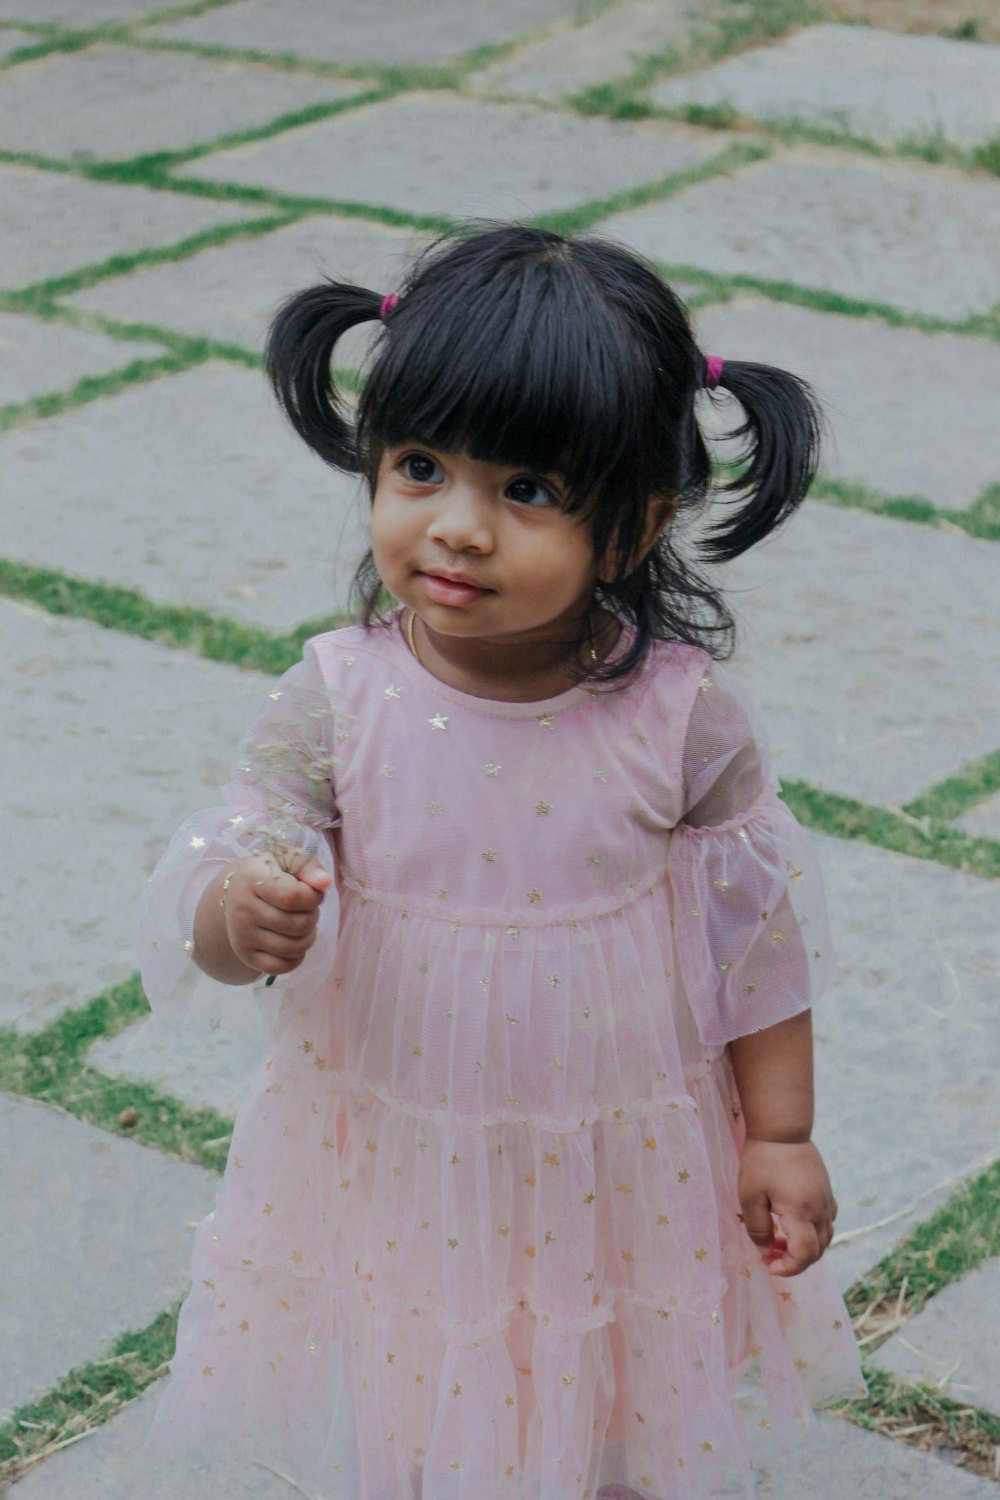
[139,612,863,1500]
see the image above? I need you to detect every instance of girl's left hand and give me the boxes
[737,1138,837,1277]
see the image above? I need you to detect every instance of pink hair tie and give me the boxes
[380,292,400,321]
[704,354,725,390]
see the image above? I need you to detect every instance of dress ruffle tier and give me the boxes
[140,618,863,1500]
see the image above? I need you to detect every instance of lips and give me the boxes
[419,570,492,606]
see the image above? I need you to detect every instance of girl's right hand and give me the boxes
[222,852,331,978]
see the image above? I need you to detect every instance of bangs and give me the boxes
[358,236,653,515]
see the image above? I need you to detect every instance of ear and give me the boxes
[598,494,677,583]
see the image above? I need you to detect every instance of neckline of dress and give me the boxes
[384,607,630,718]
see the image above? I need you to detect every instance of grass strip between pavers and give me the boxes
[811,476,1000,545]
[0,975,232,1173]
[0,352,190,435]
[903,749,1000,823]
[837,1157,1000,1478]
[0,557,347,674]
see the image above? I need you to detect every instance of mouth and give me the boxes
[418,570,493,606]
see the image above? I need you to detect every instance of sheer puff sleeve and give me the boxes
[138,642,341,1030]
[666,663,832,1047]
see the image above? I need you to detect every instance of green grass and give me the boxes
[0,353,189,434]
[903,749,1000,822]
[0,976,234,1171]
[0,1305,180,1484]
[0,558,347,673]
[781,779,1000,881]
[812,475,1000,544]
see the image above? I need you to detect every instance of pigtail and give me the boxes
[699,359,822,562]
[265,282,384,473]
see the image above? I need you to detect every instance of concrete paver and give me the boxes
[0,164,254,293]
[599,148,1000,319]
[2,363,370,631]
[0,45,364,163]
[725,504,1000,806]
[693,298,1000,509]
[0,310,160,407]
[178,95,726,218]
[146,0,578,66]
[64,214,429,365]
[0,1094,217,1418]
[1,601,272,1032]
[813,838,1000,1290]
[0,0,166,19]
[0,26,33,55]
[468,0,717,100]
[956,791,1000,841]
[871,1260,1000,1412]
[652,24,1000,150]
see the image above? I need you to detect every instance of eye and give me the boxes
[506,476,559,509]
[399,452,443,484]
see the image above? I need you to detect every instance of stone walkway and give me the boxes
[2,3,999,1497]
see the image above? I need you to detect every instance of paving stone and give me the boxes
[0,45,363,164]
[148,0,577,66]
[9,1382,345,1499]
[64,214,429,368]
[871,1260,1000,1412]
[599,148,1000,319]
[0,164,253,293]
[955,790,1000,841]
[749,1406,997,1497]
[0,26,33,55]
[468,0,717,100]
[652,24,1000,150]
[2,362,370,631]
[811,837,1000,1290]
[0,0,166,18]
[0,602,273,1032]
[692,298,1000,509]
[90,997,268,1119]
[0,1093,217,1417]
[721,503,1000,807]
[178,94,724,218]
[0,310,160,407]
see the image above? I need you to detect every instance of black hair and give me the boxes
[266,223,821,680]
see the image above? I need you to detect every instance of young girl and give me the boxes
[140,224,863,1500]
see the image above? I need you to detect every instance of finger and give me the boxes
[252,904,318,939]
[770,1218,820,1276]
[740,1189,775,1250]
[268,850,333,891]
[258,872,327,913]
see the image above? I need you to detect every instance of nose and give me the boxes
[426,482,494,553]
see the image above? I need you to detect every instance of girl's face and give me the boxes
[371,445,601,683]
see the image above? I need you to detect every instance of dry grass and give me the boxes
[823,0,1000,44]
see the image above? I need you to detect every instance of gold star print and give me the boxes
[548,974,560,987]
[240,1320,249,1333]
[183,939,194,954]
[506,1465,515,1478]
[795,1358,809,1371]
[562,1374,575,1386]
[506,925,520,938]
[189,835,206,849]
[291,1250,304,1265]
[535,801,551,815]
[537,714,554,728]
[678,1168,690,1183]
[385,683,401,699]
[694,1247,708,1260]
[505,1012,519,1025]
[379,765,394,778]
[620,1249,634,1263]
[584,1270,594,1281]
[833,1318,844,1330]
[483,849,498,863]
[719,961,731,973]
[429,713,448,730]
[746,982,757,995]
[484,762,501,776]
[779,1291,794,1303]
[617,1182,632,1194]
[451,1383,462,1397]
[524,1173,535,1186]
[644,1136,657,1150]
[711,1311,721,1324]
[545,1230,557,1245]
[421,1219,430,1229]
[447,1237,459,1249]
[450,1151,460,1165]
[701,1441,715,1453]
[741,1265,752,1280]
[504,1393,514,1408]
[498,1224,509,1236]
[640,1478,652,1490]
[527,888,542,904]
[524,1245,536,1258]
[814,947,822,959]
[427,802,443,816]
[263,1203,274,1215]
[387,1239,397,1252]
[583,1191,595,1204]
[202,1366,214,1376]
[771,929,785,943]
[340,1177,350,1189]
[586,853,601,866]
[657,1214,670,1226]
[202,1278,216,1289]
[636,1411,646,1424]
[759,1418,772,1429]
[750,1343,762,1357]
